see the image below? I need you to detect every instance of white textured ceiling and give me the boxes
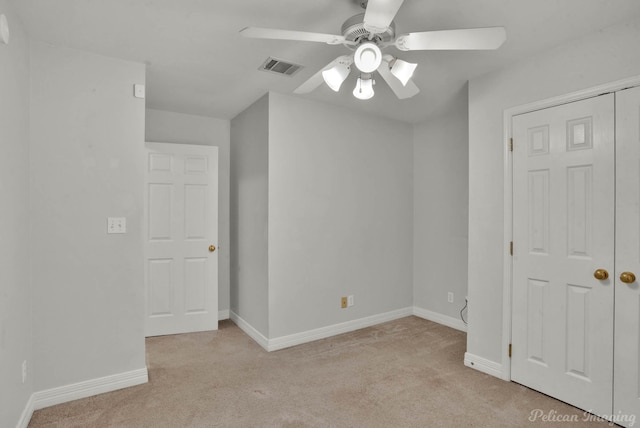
[11,0,640,123]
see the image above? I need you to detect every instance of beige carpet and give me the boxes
[28,317,612,427]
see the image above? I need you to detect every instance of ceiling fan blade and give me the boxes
[240,27,346,45]
[378,56,419,99]
[294,55,353,94]
[396,27,506,51]
[363,0,405,34]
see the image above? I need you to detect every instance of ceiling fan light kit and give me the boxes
[353,75,375,100]
[390,59,417,87]
[353,42,382,73]
[241,0,506,101]
[322,62,351,92]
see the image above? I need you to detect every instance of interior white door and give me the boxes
[511,94,615,417]
[614,86,640,427]
[144,142,218,337]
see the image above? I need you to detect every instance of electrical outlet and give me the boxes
[107,217,126,234]
[22,360,27,384]
[341,297,348,309]
[347,295,354,307]
[447,292,454,303]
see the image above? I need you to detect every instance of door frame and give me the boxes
[501,75,640,381]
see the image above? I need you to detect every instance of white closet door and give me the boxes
[511,94,615,417]
[144,142,219,337]
[614,86,640,427]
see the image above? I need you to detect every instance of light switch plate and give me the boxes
[0,14,9,45]
[107,217,126,234]
[133,84,145,99]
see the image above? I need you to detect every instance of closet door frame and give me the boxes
[500,75,640,381]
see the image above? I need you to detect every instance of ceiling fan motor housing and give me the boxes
[341,13,395,45]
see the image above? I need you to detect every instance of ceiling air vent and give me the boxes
[259,57,303,77]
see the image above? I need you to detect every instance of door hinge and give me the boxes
[510,241,513,256]
[508,343,512,358]
[509,138,513,152]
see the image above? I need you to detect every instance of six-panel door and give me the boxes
[144,142,219,337]
[614,86,640,426]
[511,94,615,417]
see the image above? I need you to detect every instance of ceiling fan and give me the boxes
[240,0,506,101]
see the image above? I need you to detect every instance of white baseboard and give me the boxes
[230,308,413,352]
[231,306,471,353]
[33,367,148,411]
[218,309,230,320]
[412,306,468,332]
[464,352,504,378]
[16,393,35,428]
[267,307,413,352]
[229,311,270,350]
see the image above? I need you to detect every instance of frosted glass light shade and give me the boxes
[322,63,350,92]
[353,77,374,100]
[390,59,417,86]
[354,43,382,73]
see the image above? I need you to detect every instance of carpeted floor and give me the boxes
[28,317,612,427]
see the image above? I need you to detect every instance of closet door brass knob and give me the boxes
[620,272,636,284]
[594,269,609,280]
[209,245,216,253]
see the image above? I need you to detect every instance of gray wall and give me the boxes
[230,94,270,337]
[0,3,33,426]
[413,87,469,319]
[267,93,414,338]
[30,42,147,390]
[467,16,640,366]
[145,109,231,316]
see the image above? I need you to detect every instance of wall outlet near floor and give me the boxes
[341,297,348,308]
[22,360,27,384]
[347,295,354,307]
[447,292,454,303]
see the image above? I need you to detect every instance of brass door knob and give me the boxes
[620,272,636,284]
[208,245,216,253]
[594,269,609,280]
